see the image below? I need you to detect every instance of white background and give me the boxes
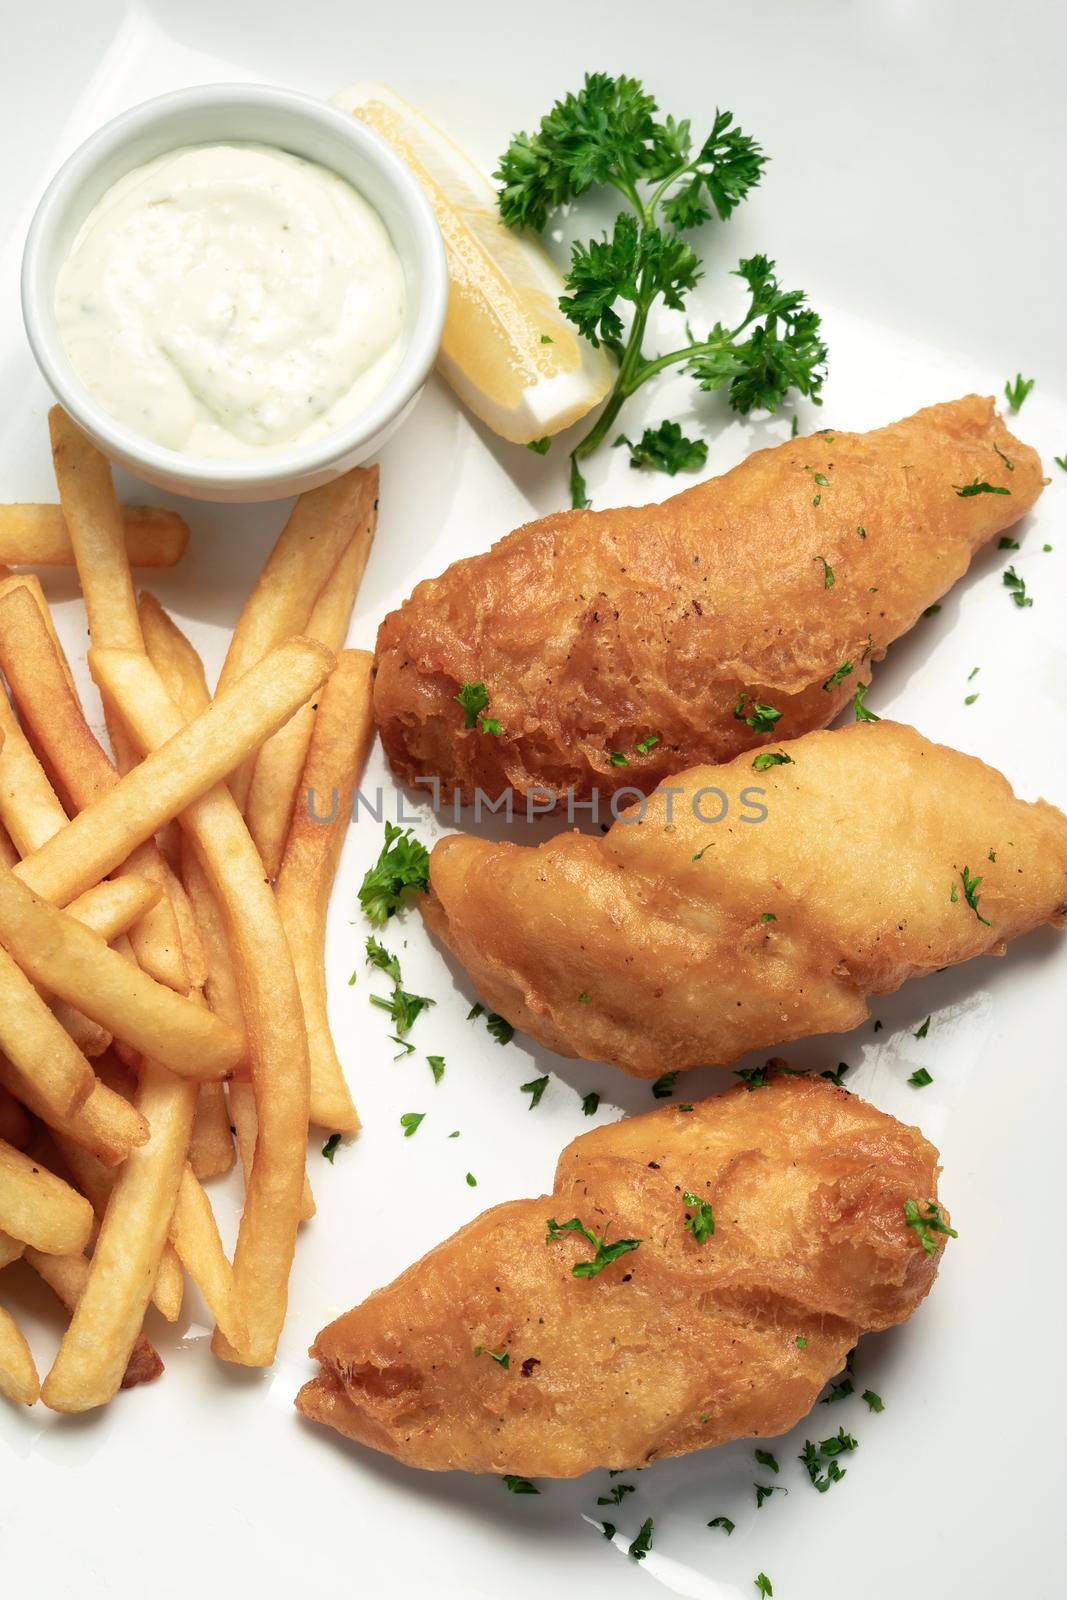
[0,3,1064,1597]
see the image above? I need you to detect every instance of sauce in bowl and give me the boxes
[55,142,406,459]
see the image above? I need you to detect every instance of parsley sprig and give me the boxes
[495,74,827,507]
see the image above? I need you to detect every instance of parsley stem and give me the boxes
[569,273,656,505]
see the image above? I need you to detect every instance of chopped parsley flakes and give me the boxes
[1003,566,1033,608]
[628,1518,654,1560]
[502,1474,538,1494]
[734,694,782,732]
[521,1075,549,1108]
[1004,373,1034,412]
[813,553,834,588]
[960,865,991,926]
[852,680,879,722]
[545,1215,641,1278]
[651,1071,677,1099]
[908,1067,933,1088]
[683,1191,715,1243]
[474,1345,510,1368]
[321,1133,341,1163]
[954,478,1010,497]
[752,750,793,772]
[903,1198,957,1255]
[399,1111,425,1138]
[822,660,853,691]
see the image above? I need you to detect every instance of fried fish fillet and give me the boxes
[296,1075,947,1475]
[421,721,1067,1076]
[374,396,1042,805]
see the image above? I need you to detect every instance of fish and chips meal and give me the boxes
[1,61,1062,1600]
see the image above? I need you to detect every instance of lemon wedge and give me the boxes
[333,82,613,444]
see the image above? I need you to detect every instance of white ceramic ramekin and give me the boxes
[21,83,447,503]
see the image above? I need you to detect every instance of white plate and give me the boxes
[1,4,1065,1597]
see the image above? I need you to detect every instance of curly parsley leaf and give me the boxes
[399,1111,425,1138]
[614,419,708,475]
[358,823,430,925]
[365,935,402,984]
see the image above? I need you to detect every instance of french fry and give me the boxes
[0,866,242,1080]
[0,1231,23,1270]
[0,1053,147,1166]
[170,1167,247,1350]
[0,569,76,691]
[0,585,189,991]
[217,465,377,809]
[65,874,161,942]
[48,407,142,651]
[189,1085,235,1180]
[0,504,188,567]
[0,822,16,870]
[228,1080,315,1223]
[0,1083,31,1149]
[0,690,69,858]
[10,636,333,911]
[0,1137,93,1254]
[245,517,377,878]
[0,1305,39,1405]
[42,1060,195,1410]
[3,630,334,921]
[0,945,96,1120]
[138,592,211,718]
[22,1247,164,1389]
[277,651,375,1131]
[91,649,312,1366]
[52,1121,184,1325]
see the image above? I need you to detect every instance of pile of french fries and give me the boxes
[0,407,376,1411]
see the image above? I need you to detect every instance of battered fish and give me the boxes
[421,722,1067,1077]
[296,1075,947,1476]
[374,396,1042,805]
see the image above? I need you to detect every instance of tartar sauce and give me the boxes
[55,142,406,458]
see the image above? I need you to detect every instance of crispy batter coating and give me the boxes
[421,722,1067,1076]
[296,1076,946,1476]
[374,396,1042,804]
